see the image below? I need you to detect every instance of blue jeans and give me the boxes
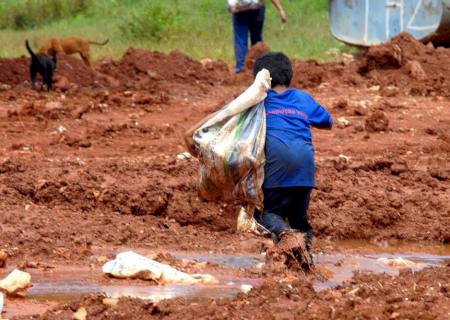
[255,187,313,244]
[232,6,265,73]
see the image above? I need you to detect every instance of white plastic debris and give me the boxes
[255,262,265,270]
[72,307,87,320]
[338,154,351,162]
[0,292,3,315]
[377,257,416,268]
[237,207,258,233]
[102,251,218,285]
[337,117,350,127]
[240,284,253,294]
[0,269,32,295]
[176,152,192,160]
[237,207,269,235]
[57,125,67,134]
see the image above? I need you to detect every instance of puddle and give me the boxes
[167,244,450,291]
[314,252,450,290]
[2,242,450,317]
[328,240,450,256]
[28,277,257,303]
[173,252,263,268]
[2,273,259,317]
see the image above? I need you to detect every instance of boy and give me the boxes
[253,52,332,266]
[185,52,332,267]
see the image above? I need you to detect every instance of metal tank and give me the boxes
[329,0,450,46]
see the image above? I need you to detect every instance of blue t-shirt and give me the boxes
[263,88,333,188]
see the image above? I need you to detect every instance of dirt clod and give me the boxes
[365,111,389,132]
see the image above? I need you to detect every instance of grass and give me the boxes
[0,0,351,63]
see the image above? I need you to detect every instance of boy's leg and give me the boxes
[248,5,266,45]
[287,187,314,253]
[232,12,249,73]
[255,187,291,239]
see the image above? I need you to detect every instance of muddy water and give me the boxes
[314,252,450,290]
[29,278,258,302]
[4,271,259,318]
[2,243,450,318]
[173,252,263,268]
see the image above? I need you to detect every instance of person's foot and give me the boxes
[276,230,314,272]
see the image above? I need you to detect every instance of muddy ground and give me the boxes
[0,33,449,319]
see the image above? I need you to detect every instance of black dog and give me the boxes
[25,40,57,91]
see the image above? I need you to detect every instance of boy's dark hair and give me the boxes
[253,51,293,88]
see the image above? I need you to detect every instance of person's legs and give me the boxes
[232,12,249,73]
[248,5,266,45]
[255,187,291,239]
[287,187,314,252]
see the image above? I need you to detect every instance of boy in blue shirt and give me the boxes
[253,52,333,268]
[185,52,332,270]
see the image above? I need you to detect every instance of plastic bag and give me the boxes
[228,0,265,13]
[193,69,270,209]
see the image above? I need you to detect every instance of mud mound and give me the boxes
[0,54,106,87]
[0,156,237,232]
[291,59,362,89]
[362,32,427,71]
[358,32,450,96]
[245,41,270,71]
[0,57,29,85]
[98,48,232,90]
[0,49,232,91]
[288,33,450,96]
[56,54,107,87]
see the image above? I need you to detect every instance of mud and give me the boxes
[0,34,449,318]
[245,42,270,71]
[12,255,450,319]
[3,246,450,319]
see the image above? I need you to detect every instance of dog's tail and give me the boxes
[25,40,38,60]
[88,39,109,46]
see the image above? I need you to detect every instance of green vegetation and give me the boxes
[118,2,175,41]
[0,0,350,62]
[0,0,90,30]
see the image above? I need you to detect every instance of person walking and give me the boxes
[228,0,286,73]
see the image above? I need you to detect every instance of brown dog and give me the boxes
[38,36,109,66]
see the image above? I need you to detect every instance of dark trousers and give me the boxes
[255,187,313,245]
[232,6,265,72]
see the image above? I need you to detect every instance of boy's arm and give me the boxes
[270,0,287,23]
[184,112,216,157]
[306,95,333,130]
